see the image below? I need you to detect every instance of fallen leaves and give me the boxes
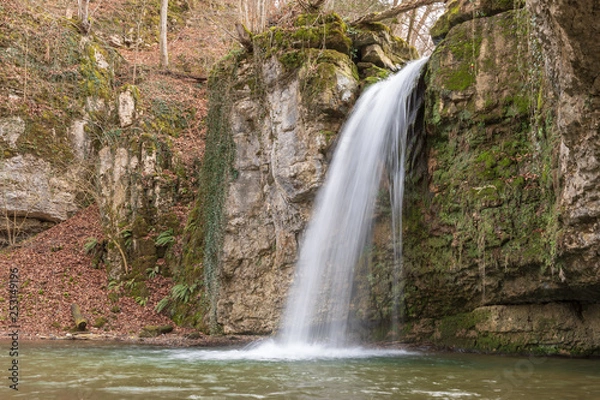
[0,206,191,338]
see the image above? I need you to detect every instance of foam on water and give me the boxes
[166,339,413,362]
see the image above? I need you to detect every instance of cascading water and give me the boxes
[278,57,429,348]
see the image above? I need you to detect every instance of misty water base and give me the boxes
[2,340,600,399]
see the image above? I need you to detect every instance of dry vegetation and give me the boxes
[0,0,238,341]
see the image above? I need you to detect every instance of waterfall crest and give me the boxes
[278,57,429,347]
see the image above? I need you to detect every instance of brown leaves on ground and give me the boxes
[0,206,193,339]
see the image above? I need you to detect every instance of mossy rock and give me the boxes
[131,253,157,275]
[298,49,358,117]
[357,62,391,85]
[140,324,174,338]
[351,27,417,69]
[399,8,560,327]
[430,0,526,42]
[254,12,352,56]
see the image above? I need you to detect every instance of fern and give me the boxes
[171,283,197,304]
[135,296,148,307]
[107,279,121,291]
[124,278,136,290]
[83,237,98,254]
[155,229,175,247]
[121,229,133,249]
[146,265,160,278]
[155,297,170,313]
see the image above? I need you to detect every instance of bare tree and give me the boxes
[160,0,169,68]
[133,0,148,84]
[78,0,91,34]
[238,0,284,33]
[392,2,444,55]
[350,0,442,24]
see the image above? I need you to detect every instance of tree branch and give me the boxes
[350,0,444,26]
[158,69,207,82]
[235,22,253,52]
[298,0,326,12]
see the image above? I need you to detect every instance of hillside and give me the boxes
[0,0,238,341]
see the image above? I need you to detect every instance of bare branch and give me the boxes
[351,0,444,26]
[235,22,254,51]
[297,0,326,12]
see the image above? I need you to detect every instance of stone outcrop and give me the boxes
[180,13,418,334]
[217,54,359,334]
[0,32,119,247]
[0,154,79,246]
[395,0,600,355]
[97,133,182,280]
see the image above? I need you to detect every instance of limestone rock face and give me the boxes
[398,0,600,355]
[217,56,359,334]
[0,117,25,148]
[0,155,79,246]
[118,88,137,128]
[188,14,420,335]
[529,0,600,257]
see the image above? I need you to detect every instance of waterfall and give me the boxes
[278,57,429,347]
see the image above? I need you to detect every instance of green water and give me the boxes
[2,341,599,399]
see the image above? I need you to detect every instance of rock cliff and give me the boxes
[192,1,600,355]
[177,14,418,334]
[0,11,119,247]
[396,0,600,355]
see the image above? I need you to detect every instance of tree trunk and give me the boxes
[406,9,417,46]
[70,304,88,331]
[235,22,253,51]
[160,0,169,68]
[78,0,91,34]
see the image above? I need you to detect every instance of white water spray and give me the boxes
[278,57,429,348]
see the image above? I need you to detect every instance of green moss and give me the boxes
[430,0,526,41]
[279,50,306,71]
[430,0,462,41]
[253,12,352,57]
[78,41,116,100]
[320,130,336,144]
[143,99,195,138]
[437,310,489,340]
[442,28,482,91]
[360,63,391,84]
[15,115,75,164]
